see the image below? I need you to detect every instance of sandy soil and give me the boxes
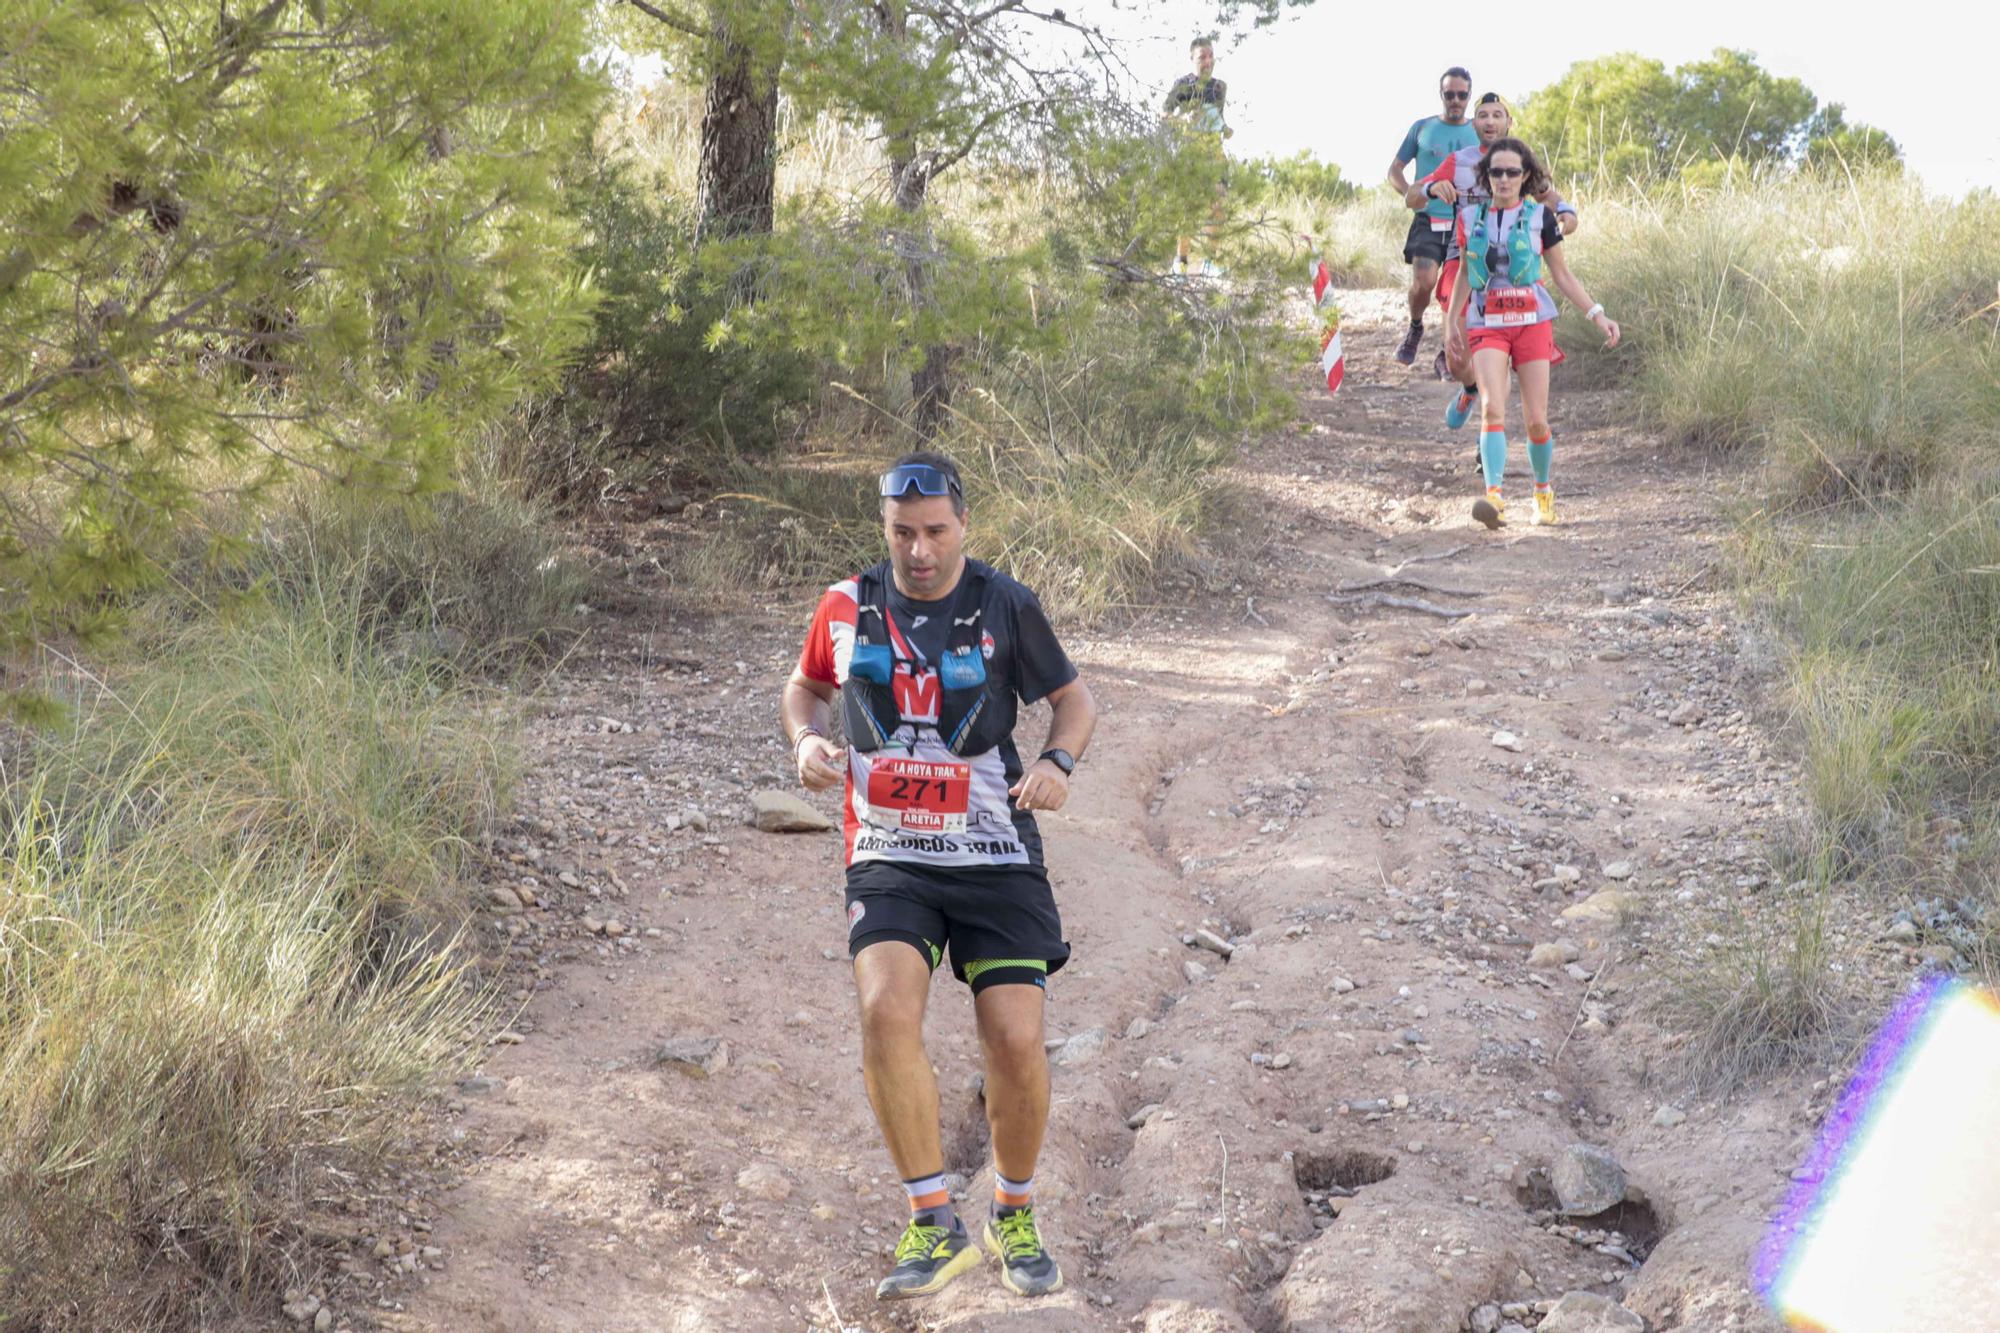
[364,291,1829,1333]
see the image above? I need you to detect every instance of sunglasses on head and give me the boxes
[1441,90,1470,101]
[879,463,963,501]
[1487,166,1525,178]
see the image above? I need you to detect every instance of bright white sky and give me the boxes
[1112,0,1995,195]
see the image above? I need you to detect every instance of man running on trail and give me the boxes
[1410,92,1579,426]
[1387,66,1478,365]
[1164,37,1233,276]
[781,451,1098,1302]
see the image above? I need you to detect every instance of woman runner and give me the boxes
[1443,138,1620,529]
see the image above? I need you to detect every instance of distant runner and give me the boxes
[1442,139,1620,529]
[781,452,1098,1301]
[1410,92,1579,425]
[1164,38,1233,277]
[1387,66,1478,365]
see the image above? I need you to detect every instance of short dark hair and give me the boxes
[1191,37,1214,53]
[1477,137,1551,201]
[885,450,966,516]
[1440,66,1471,87]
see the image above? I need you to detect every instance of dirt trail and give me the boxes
[383,292,1815,1333]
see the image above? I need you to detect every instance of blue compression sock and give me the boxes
[1528,437,1552,485]
[1479,430,1508,489]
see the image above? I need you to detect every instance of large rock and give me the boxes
[655,1036,730,1078]
[734,1161,792,1201]
[1552,1143,1627,1216]
[1561,890,1640,924]
[1053,1028,1109,1067]
[1539,1290,1647,1332]
[751,790,833,833]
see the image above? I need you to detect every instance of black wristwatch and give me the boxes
[1038,747,1075,776]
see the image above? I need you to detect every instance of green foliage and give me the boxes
[1516,48,1900,187]
[1239,150,1358,205]
[566,151,814,452]
[0,0,603,655]
[0,570,514,1326]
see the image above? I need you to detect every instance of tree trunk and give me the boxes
[889,150,955,436]
[695,29,778,243]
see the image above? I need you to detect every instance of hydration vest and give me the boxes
[1462,199,1545,291]
[840,564,1012,758]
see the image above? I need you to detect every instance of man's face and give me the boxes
[1192,45,1214,78]
[883,494,967,599]
[1474,101,1510,144]
[1440,76,1471,122]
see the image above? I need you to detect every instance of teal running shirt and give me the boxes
[1397,116,1478,221]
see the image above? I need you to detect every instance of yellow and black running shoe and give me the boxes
[984,1206,1064,1297]
[875,1217,981,1300]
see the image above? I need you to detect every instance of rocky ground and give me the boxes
[281,291,1871,1332]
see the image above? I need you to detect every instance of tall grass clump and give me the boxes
[1557,168,2000,499]
[0,559,518,1327]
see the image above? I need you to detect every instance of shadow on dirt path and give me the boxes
[377,290,1807,1333]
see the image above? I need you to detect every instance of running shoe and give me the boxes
[1444,386,1478,431]
[1171,257,1189,276]
[1532,487,1558,526]
[876,1216,981,1300]
[984,1206,1064,1297]
[1472,490,1505,530]
[1395,321,1424,365]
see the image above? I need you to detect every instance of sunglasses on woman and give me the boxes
[1488,166,1525,178]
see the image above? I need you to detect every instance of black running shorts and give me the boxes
[845,861,1070,991]
[1403,213,1450,266]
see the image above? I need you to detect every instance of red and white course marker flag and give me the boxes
[1309,252,1344,395]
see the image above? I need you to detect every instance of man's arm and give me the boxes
[1409,156,1456,210]
[1009,677,1096,813]
[782,671,845,791]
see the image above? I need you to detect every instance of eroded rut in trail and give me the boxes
[365,292,1807,1333]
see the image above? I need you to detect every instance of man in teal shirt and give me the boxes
[1386,66,1478,366]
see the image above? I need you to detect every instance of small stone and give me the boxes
[1125,1016,1154,1040]
[1538,1290,1646,1332]
[1053,1028,1109,1067]
[558,870,582,888]
[282,1295,321,1323]
[490,1030,524,1045]
[1492,730,1525,753]
[582,915,604,934]
[1467,678,1494,696]
[1330,976,1355,994]
[1598,582,1636,606]
[811,1202,839,1222]
[1191,928,1235,958]
[751,790,833,833]
[1667,701,1703,727]
[685,809,711,833]
[1551,1143,1627,1216]
[314,1308,333,1332]
[1183,959,1209,984]
[655,1036,729,1078]
[1127,1103,1166,1130]
[1603,860,1635,881]
[1554,865,1583,884]
[371,1238,393,1259]
[604,919,627,937]
[1272,1053,1293,1070]
[735,1162,792,1201]
[1391,1092,1410,1110]
[486,886,524,913]
[1471,1303,1504,1333]
[1886,920,1919,943]
[456,1075,500,1095]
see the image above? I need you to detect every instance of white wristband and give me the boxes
[1586,303,1605,320]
